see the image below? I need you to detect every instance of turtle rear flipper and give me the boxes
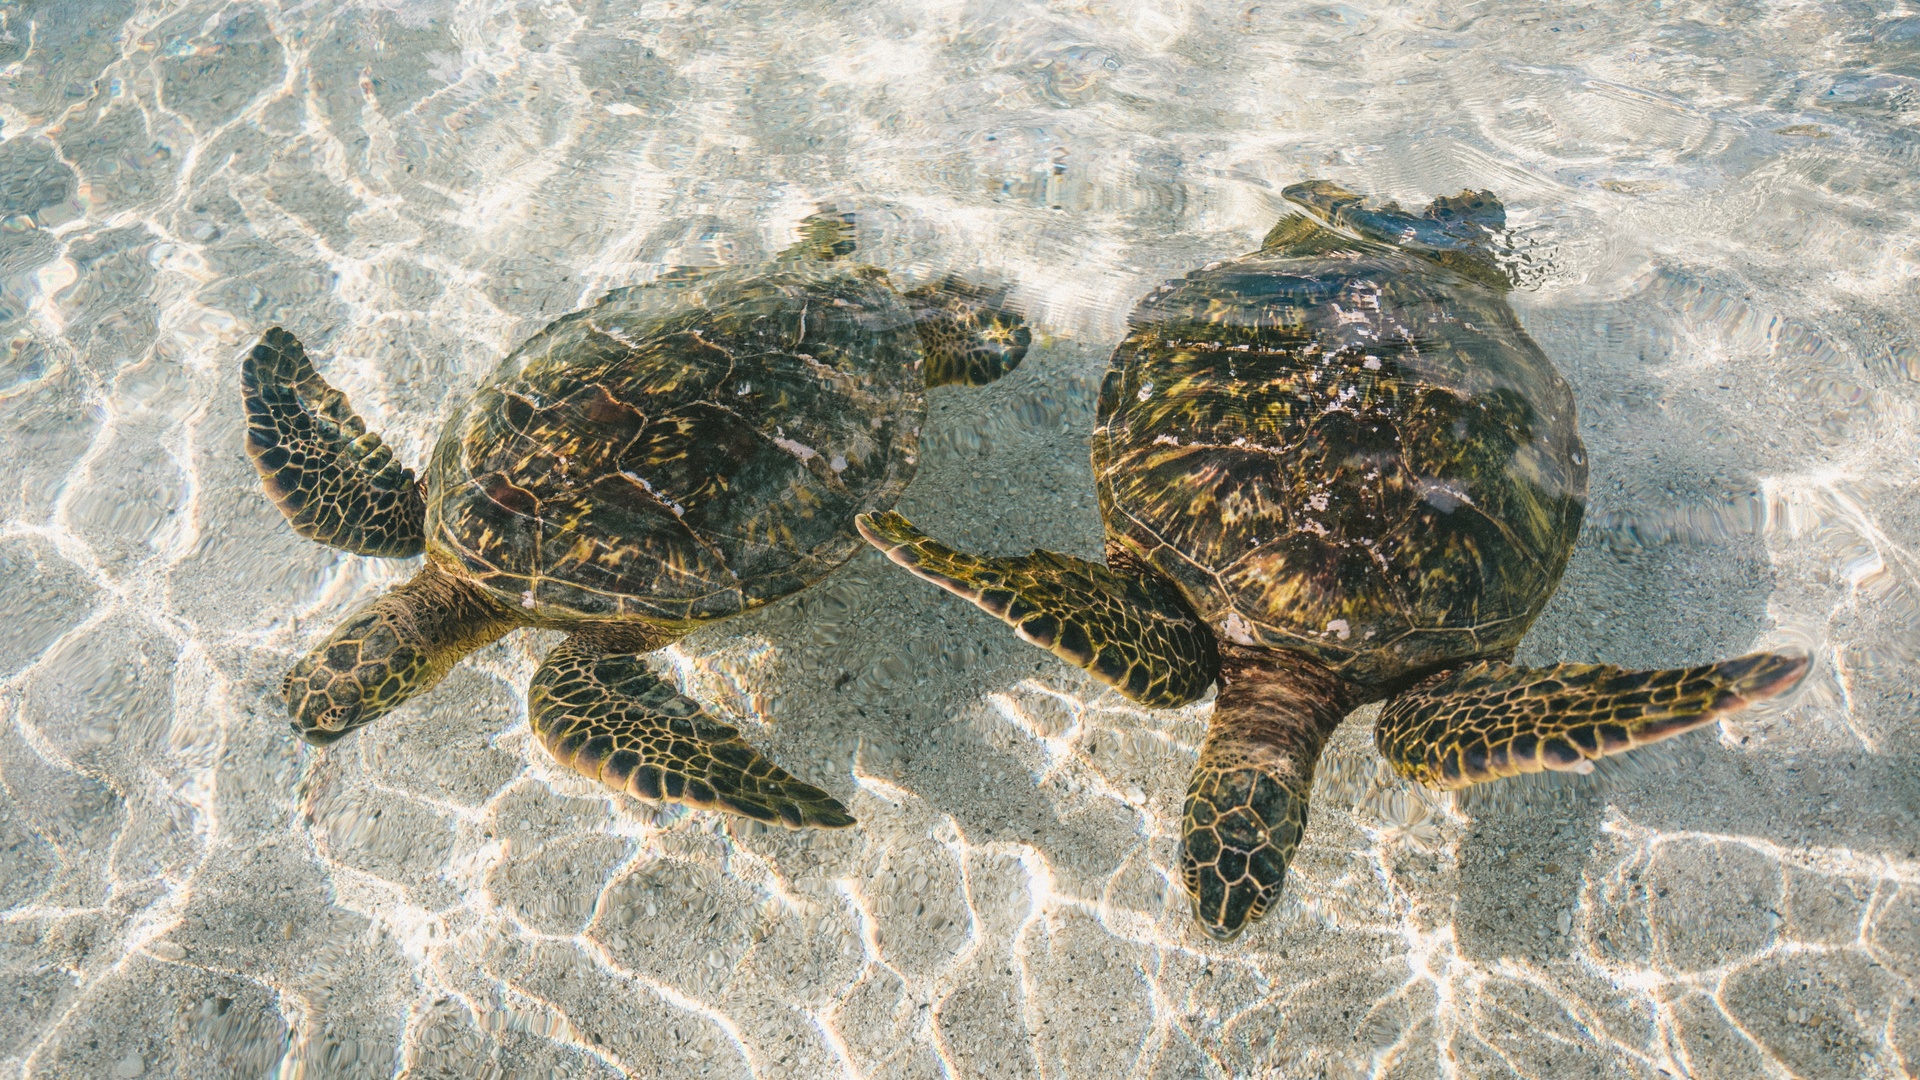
[855,511,1217,707]
[1283,179,1502,252]
[242,328,426,557]
[1375,652,1810,790]
[778,208,858,262]
[1280,179,1511,288]
[529,633,855,829]
[905,279,1031,388]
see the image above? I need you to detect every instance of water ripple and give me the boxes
[1,0,1916,1077]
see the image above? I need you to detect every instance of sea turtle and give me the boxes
[857,181,1807,940]
[243,211,1028,829]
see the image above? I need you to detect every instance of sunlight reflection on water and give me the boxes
[0,0,1916,1076]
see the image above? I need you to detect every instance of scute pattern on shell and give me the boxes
[1093,212,1587,692]
[428,265,926,622]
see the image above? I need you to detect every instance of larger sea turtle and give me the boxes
[244,212,1028,828]
[857,181,1806,939]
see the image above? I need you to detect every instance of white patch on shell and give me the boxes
[1137,379,1155,402]
[737,382,752,395]
[1326,618,1351,640]
[1325,385,1360,412]
[521,590,537,609]
[1307,492,1329,512]
[1417,478,1475,513]
[1221,612,1257,645]
[1153,434,1181,446]
[1363,355,1382,370]
[1299,518,1329,537]
[829,453,848,473]
[622,471,687,517]
[589,318,644,349]
[772,435,819,462]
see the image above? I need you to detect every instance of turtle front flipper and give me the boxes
[855,511,1217,707]
[905,279,1031,388]
[1375,652,1810,790]
[242,327,426,557]
[529,631,855,829]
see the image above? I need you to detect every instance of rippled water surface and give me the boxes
[2,1,1918,1077]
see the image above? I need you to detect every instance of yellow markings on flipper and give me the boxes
[855,511,1219,708]
[1375,651,1810,790]
[528,633,854,829]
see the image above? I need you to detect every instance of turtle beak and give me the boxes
[292,721,354,746]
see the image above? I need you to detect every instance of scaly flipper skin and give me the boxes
[855,511,1218,707]
[1181,650,1354,941]
[242,327,426,557]
[286,558,520,744]
[528,631,855,828]
[904,278,1032,388]
[1375,651,1809,790]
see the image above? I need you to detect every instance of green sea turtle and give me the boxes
[857,181,1807,939]
[243,211,1028,829]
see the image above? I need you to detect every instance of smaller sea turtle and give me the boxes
[244,211,1027,828]
[857,181,1806,940]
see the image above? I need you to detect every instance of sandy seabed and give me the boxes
[1,0,1917,1077]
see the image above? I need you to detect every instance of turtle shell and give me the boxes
[1093,187,1587,692]
[427,263,926,624]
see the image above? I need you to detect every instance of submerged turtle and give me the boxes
[858,181,1806,940]
[244,211,1028,828]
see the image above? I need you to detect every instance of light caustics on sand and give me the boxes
[1,0,1918,1077]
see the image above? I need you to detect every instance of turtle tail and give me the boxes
[777,208,857,261]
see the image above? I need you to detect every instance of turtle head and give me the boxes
[283,603,432,745]
[1180,760,1311,941]
[905,278,1032,388]
[1180,648,1353,941]
[281,561,517,746]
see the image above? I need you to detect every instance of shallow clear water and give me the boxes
[2,1,1918,1077]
